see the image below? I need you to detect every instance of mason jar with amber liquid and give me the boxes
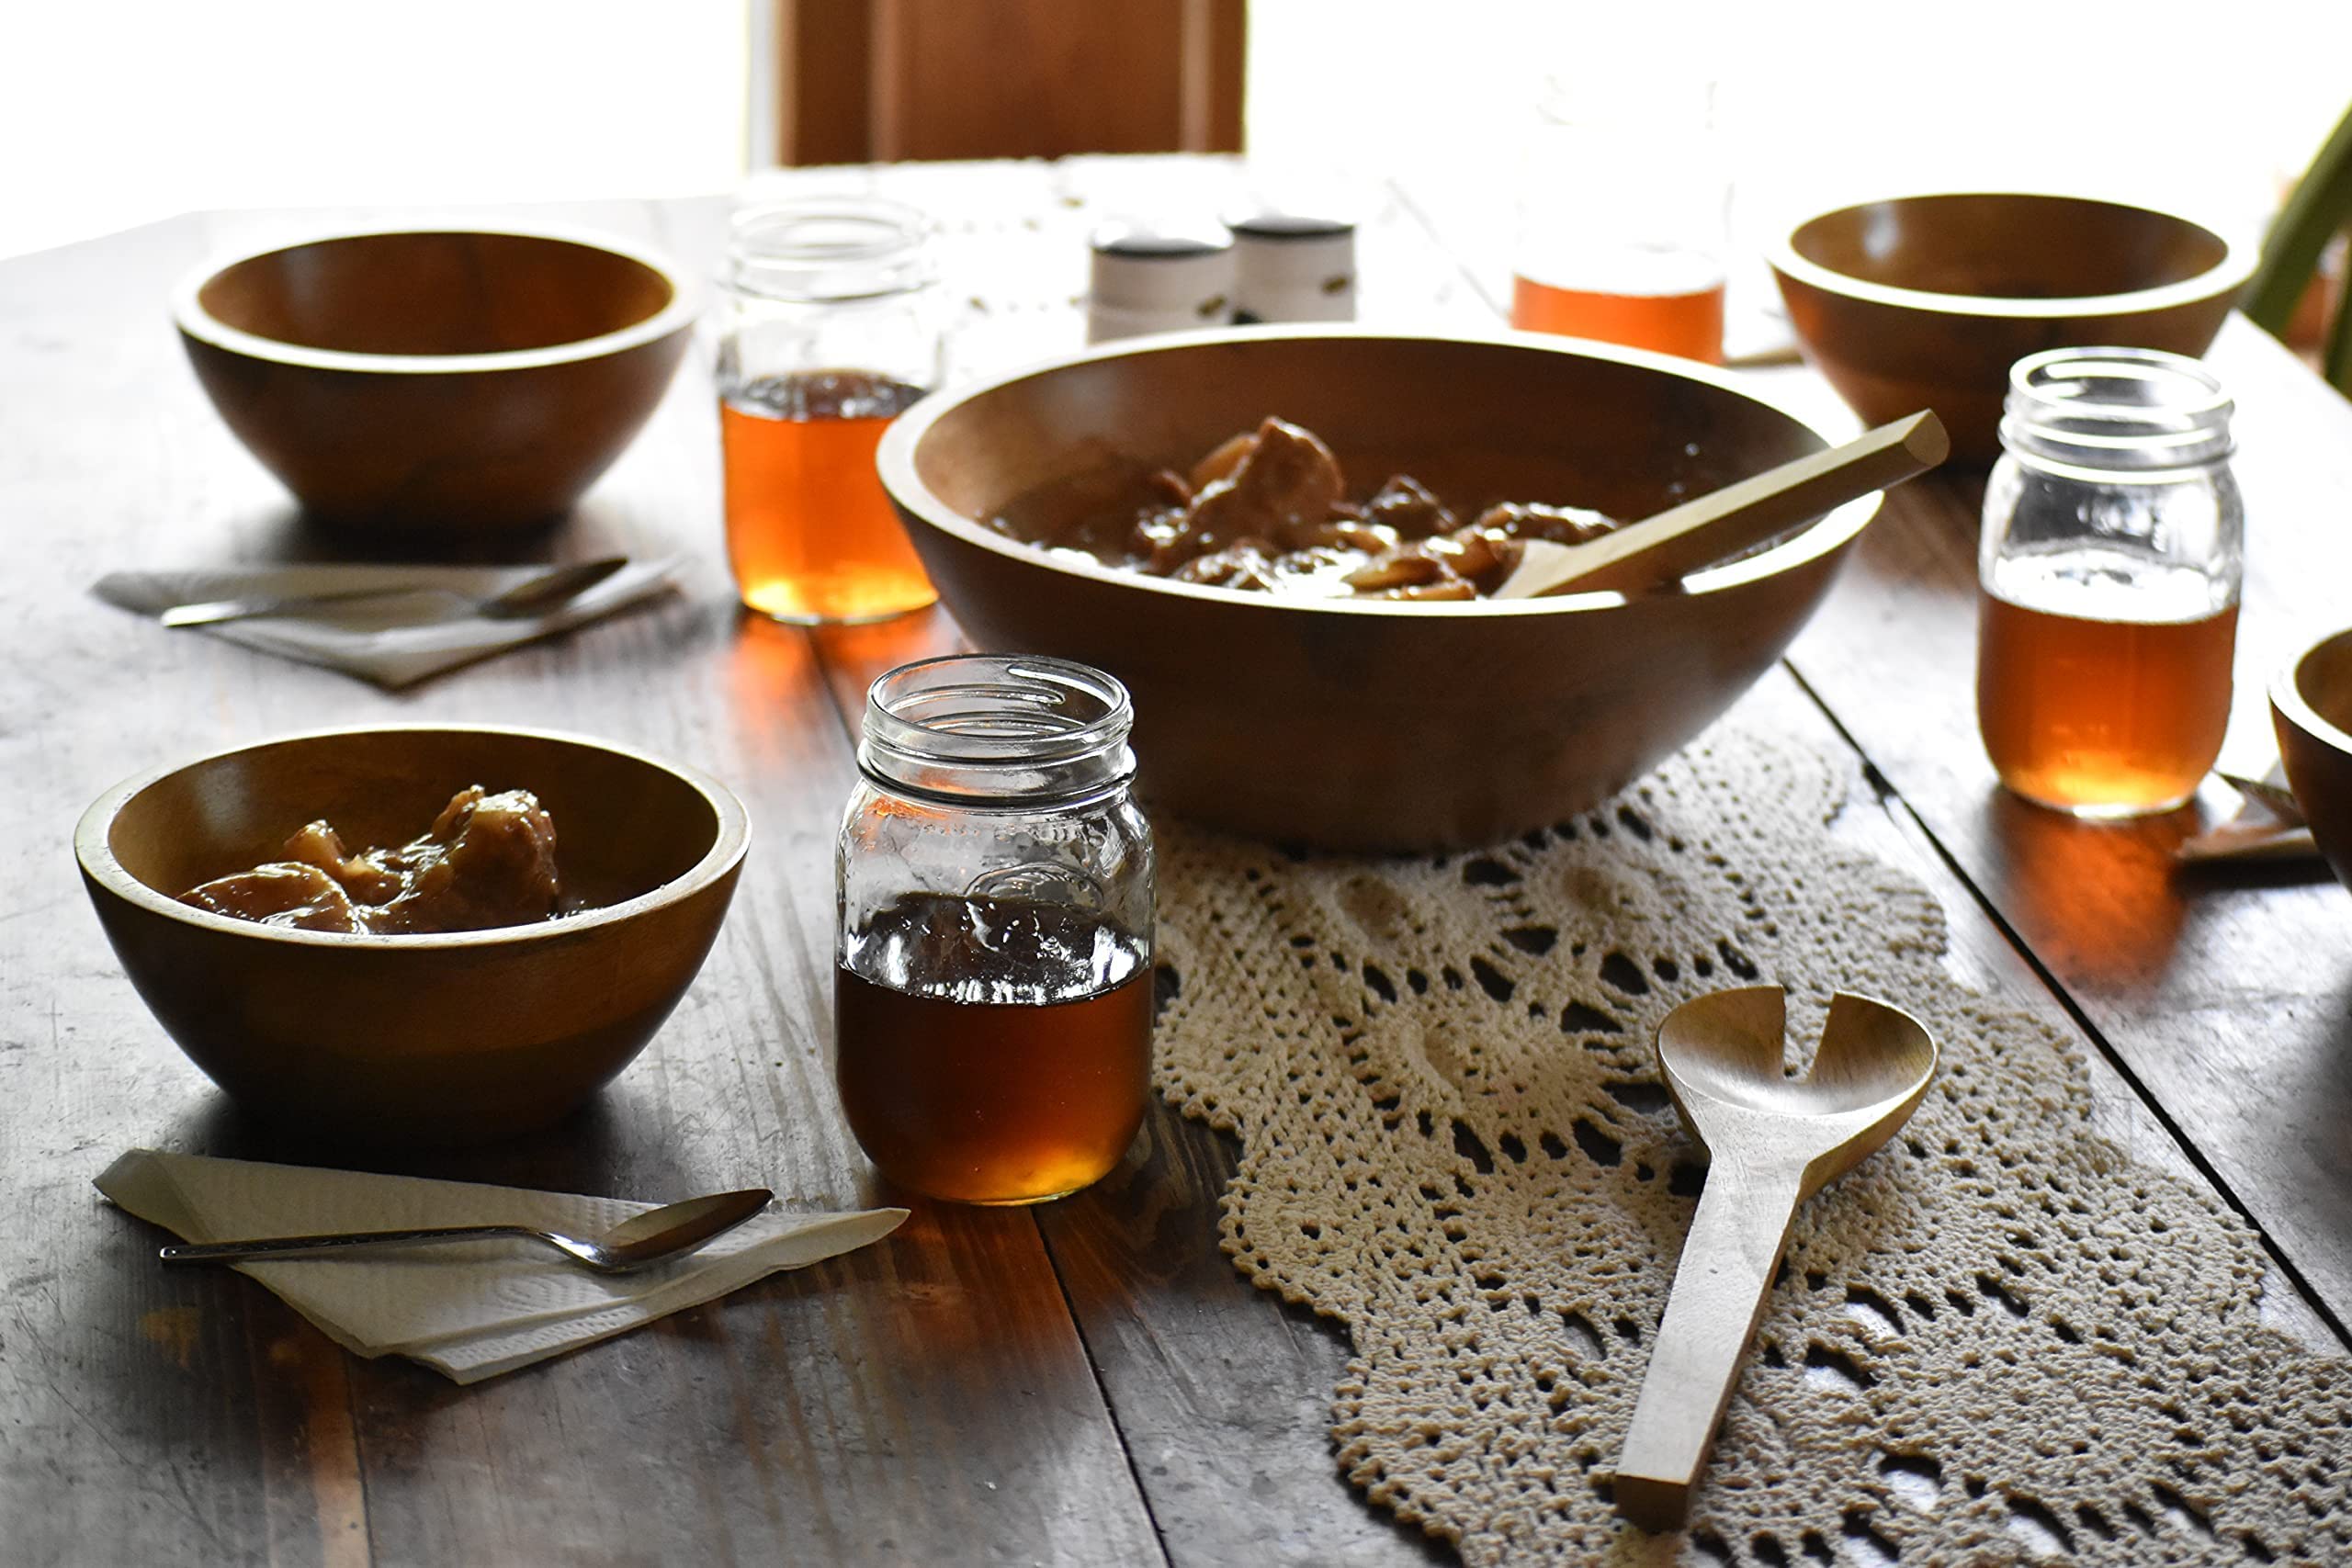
[1510,70,1727,364]
[836,656,1156,1205]
[718,197,940,625]
[1976,347,2244,818]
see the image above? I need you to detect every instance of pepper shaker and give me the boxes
[1228,209,1357,324]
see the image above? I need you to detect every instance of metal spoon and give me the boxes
[1613,988,1937,1532]
[159,556,629,628]
[157,1187,774,1275]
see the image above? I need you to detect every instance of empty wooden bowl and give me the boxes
[174,228,697,534]
[2273,627,2352,893]
[1770,194,2251,464]
[876,327,1883,852]
[75,726,750,1145]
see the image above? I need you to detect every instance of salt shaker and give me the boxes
[1086,220,1234,344]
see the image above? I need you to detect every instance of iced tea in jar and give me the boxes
[718,198,940,625]
[1976,347,2244,817]
[1510,69,1727,363]
[836,656,1156,1205]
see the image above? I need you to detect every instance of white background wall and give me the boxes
[2,0,2345,262]
[0,0,752,258]
[1249,0,2352,254]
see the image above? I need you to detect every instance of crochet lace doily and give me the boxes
[1151,730,2352,1565]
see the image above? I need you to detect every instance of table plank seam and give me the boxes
[1029,1224,1182,1568]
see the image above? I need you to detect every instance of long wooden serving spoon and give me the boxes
[1613,988,1938,1533]
[1492,411,1949,601]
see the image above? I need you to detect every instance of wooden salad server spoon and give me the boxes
[1613,987,1938,1532]
[1493,411,1948,600]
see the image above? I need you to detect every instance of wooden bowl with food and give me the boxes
[174,227,697,533]
[876,328,1883,852]
[74,726,749,1145]
[2273,628,2352,895]
[1770,193,2250,464]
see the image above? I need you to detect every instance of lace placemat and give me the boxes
[1152,730,2351,1565]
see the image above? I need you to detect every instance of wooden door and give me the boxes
[775,0,1246,164]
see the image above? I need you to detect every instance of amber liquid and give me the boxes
[721,370,936,625]
[1510,274,1725,363]
[1976,549,2238,817]
[835,893,1152,1205]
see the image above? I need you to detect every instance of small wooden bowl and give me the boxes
[2273,628,2352,894]
[877,327,1882,852]
[174,228,697,534]
[1770,194,2251,464]
[75,726,750,1146]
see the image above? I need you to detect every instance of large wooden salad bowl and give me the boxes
[878,329,1883,852]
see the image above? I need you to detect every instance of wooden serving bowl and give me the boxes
[1770,194,2250,465]
[2273,628,2352,894]
[174,228,697,534]
[74,726,750,1145]
[876,328,1882,852]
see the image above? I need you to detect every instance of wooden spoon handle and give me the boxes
[1494,411,1948,600]
[1613,1161,1807,1532]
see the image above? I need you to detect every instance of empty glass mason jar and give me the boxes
[835,655,1156,1205]
[1976,346,2244,818]
[717,197,942,626]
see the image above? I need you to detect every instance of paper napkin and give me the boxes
[97,1149,907,1384]
[92,559,683,689]
[2176,767,2320,865]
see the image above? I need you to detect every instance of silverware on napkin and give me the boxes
[159,557,628,627]
[97,1149,909,1384]
[159,1187,775,1274]
[92,557,684,689]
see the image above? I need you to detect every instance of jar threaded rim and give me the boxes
[726,197,933,303]
[859,655,1136,806]
[2000,346,2234,473]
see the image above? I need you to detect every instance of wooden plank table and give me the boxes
[3,160,2346,1565]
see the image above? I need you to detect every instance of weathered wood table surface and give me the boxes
[5,159,2348,1566]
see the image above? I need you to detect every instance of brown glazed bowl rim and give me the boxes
[169,224,703,377]
[875,324,1883,617]
[74,723,752,951]
[1767,191,2255,320]
[2272,626,2352,759]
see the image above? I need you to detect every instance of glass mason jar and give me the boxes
[1976,346,2244,818]
[835,655,1157,1205]
[1510,71,1728,364]
[717,197,942,626]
